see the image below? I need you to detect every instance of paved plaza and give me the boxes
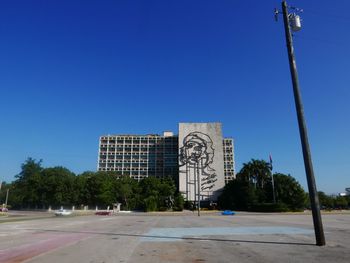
[0,211,349,262]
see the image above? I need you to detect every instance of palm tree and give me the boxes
[238,159,271,189]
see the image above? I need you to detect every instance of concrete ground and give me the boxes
[0,211,349,263]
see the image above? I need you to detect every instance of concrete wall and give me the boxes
[178,123,225,201]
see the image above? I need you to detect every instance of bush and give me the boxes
[143,196,158,212]
[173,194,184,211]
[184,201,195,210]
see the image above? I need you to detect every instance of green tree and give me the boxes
[8,158,185,212]
[139,177,161,211]
[318,191,334,209]
[237,159,273,203]
[346,195,350,207]
[40,167,76,208]
[12,158,43,208]
[239,159,272,190]
[334,196,348,209]
[219,159,307,212]
[115,176,140,210]
[80,171,121,207]
[75,171,95,206]
[173,193,184,211]
[218,178,257,210]
[273,173,307,211]
[138,177,177,211]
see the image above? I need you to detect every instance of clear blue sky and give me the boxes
[0,0,349,194]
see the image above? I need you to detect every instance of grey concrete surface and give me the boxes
[0,211,349,262]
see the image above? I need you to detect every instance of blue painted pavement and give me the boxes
[141,226,313,242]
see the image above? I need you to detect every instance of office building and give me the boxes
[97,123,235,201]
[98,132,178,180]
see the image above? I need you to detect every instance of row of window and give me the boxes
[100,140,178,145]
[100,162,168,166]
[98,170,177,177]
[102,158,175,163]
[100,154,177,158]
[100,165,230,173]
[97,170,233,181]
[100,152,178,156]
[99,161,178,167]
[99,151,176,155]
[108,144,177,148]
[100,148,177,152]
[99,163,178,169]
[101,135,177,139]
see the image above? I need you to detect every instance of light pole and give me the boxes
[276,1,325,246]
[5,189,9,207]
[195,163,201,217]
[269,155,276,204]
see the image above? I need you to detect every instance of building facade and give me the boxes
[97,123,235,201]
[178,123,226,201]
[223,138,235,184]
[98,132,178,180]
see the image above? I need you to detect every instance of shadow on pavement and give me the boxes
[24,228,315,246]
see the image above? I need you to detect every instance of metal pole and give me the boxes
[270,166,276,203]
[5,189,9,207]
[197,163,201,217]
[281,1,325,246]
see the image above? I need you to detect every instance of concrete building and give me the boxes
[178,123,226,201]
[97,123,235,201]
[98,132,178,180]
[223,138,235,184]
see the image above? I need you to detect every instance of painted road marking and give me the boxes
[0,232,89,263]
[141,226,314,242]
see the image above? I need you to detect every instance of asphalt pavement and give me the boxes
[0,211,349,262]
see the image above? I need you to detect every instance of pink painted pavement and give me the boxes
[0,232,90,263]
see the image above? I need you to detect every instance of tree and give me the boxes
[273,173,307,211]
[40,167,76,208]
[334,196,348,209]
[75,171,95,206]
[218,178,258,210]
[8,158,183,211]
[79,171,121,207]
[115,176,140,210]
[237,159,273,203]
[12,158,43,208]
[138,177,177,211]
[238,159,272,190]
[219,159,308,212]
[318,191,334,209]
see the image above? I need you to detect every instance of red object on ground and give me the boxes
[95,211,112,216]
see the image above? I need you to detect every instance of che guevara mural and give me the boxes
[178,123,225,202]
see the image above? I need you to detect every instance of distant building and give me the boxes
[339,187,350,197]
[97,122,235,201]
[98,132,178,180]
[223,138,235,184]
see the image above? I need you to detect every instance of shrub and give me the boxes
[143,195,158,212]
[173,194,184,211]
